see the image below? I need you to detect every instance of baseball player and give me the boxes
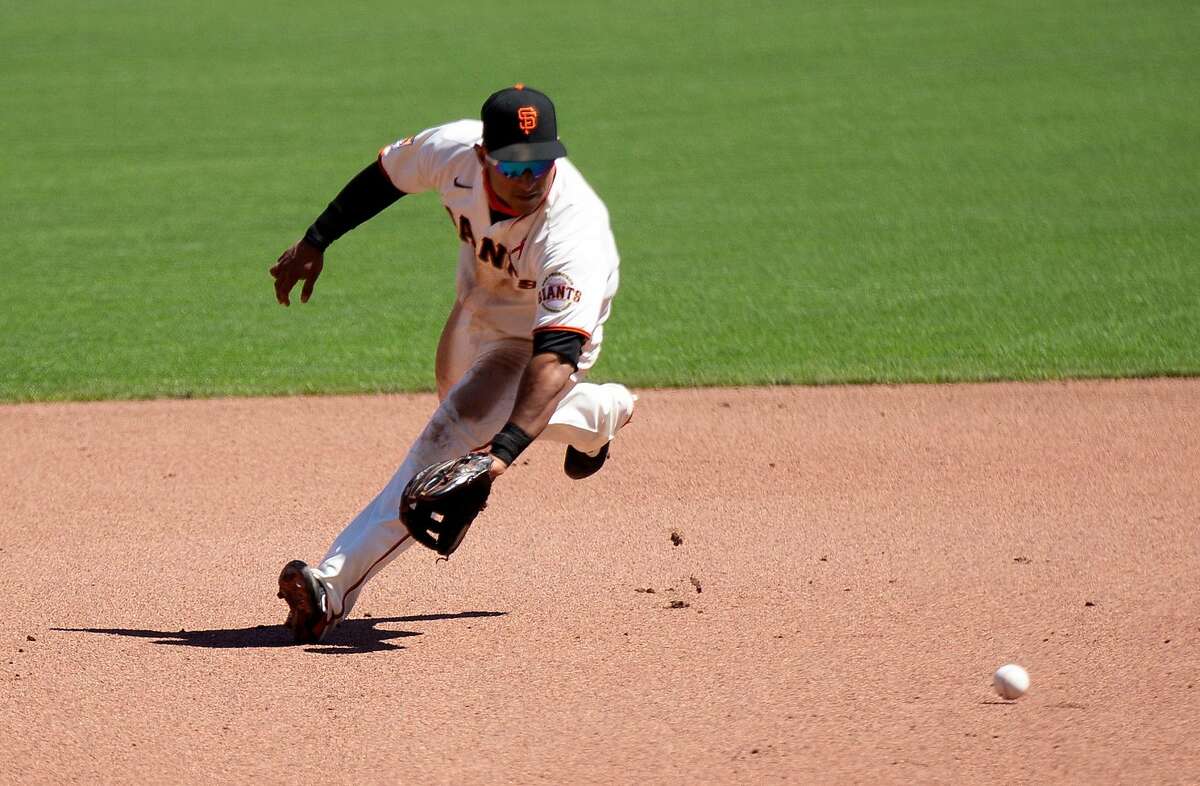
[270,85,636,642]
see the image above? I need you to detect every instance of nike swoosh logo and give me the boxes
[453,177,472,189]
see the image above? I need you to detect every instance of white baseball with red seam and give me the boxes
[993,664,1030,699]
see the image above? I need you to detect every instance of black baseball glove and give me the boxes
[400,452,494,557]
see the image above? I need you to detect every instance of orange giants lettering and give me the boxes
[538,284,581,304]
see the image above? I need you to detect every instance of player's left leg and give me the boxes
[540,380,636,479]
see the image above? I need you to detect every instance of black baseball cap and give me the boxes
[481,84,568,162]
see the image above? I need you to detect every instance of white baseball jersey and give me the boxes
[379,120,620,371]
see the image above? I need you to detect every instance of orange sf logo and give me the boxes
[517,106,538,135]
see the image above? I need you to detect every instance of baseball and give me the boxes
[993,663,1030,699]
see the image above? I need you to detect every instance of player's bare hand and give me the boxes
[270,238,324,306]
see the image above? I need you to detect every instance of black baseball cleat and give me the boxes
[563,442,610,480]
[277,560,330,643]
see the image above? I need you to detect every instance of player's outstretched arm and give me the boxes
[269,159,405,306]
[397,351,575,556]
[485,351,577,478]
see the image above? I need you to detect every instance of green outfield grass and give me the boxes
[2,0,1197,400]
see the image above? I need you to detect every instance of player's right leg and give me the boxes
[277,315,526,641]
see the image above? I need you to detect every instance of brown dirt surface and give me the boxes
[2,380,1199,784]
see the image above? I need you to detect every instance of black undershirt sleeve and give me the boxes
[303,159,406,250]
[532,330,586,369]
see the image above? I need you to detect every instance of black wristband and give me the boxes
[489,422,534,466]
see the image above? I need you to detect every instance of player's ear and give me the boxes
[473,145,488,165]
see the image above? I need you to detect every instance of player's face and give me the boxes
[476,146,555,215]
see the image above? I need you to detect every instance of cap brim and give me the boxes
[487,139,567,162]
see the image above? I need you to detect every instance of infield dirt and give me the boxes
[2,380,1198,784]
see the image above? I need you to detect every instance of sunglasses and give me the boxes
[487,156,555,179]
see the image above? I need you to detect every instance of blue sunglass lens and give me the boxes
[496,159,554,178]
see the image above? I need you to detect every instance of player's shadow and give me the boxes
[53,610,507,655]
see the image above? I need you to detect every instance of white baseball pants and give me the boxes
[310,303,635,627]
